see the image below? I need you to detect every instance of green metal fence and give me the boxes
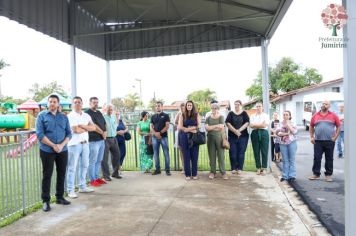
[0,124,256,222]
[122,124,256,172]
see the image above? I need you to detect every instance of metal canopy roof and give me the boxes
[0,0,292,60]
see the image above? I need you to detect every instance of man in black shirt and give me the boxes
[86,97,108,185]
[150,101,171,175]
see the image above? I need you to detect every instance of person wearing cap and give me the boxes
[66,96,96,198]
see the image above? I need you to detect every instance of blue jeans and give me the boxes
[67,143,90,192]
[228,135,249,171]
[88,140,105,181]
[280,141,297,179]
[337,131,344,156]
[152,136,170,171]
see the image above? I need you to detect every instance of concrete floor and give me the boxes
[0,171,313,236]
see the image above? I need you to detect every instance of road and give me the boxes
[276,129,344,236]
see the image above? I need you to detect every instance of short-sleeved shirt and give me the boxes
[250,112,269,130]
[206,115,224,138]
[225,111,250,138]
[36,110,72,153]
[86,109,106,142]
[104,114,118,138]
[151,112,170,137]
[67,111,93,146]
[310,111,340,141]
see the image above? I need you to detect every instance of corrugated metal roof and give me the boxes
[0,0,292,60]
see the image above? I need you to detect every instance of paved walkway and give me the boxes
[1,171,320,236]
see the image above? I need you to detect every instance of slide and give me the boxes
[6,134,38,158]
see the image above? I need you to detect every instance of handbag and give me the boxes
[221,130,230,150]
[146,144,154,155]
[124,132,131,141]
[191,131,206,145]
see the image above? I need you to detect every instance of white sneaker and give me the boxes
[237,170,242,175]
[79,187,95,193]
[231,170,237,174]
[68,191,78,198]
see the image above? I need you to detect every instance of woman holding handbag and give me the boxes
[205,102,228,180]
[178,101,201,180]
[137,111,153,173]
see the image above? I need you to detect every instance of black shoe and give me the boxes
[280,178,286,182]
[152,170,161,175]
[166,171,171,176]
[42,202,51,212]
[338,154,343,158]
[111,174,122,179]
[56,198,71,205]
[104,177,112,181]
[288,177,296,183]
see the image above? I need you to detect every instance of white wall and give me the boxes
[275,81,344,125]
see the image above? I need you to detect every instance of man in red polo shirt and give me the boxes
[309,100,341,182]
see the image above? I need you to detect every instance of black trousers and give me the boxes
[40,150,68,202]
[312,141,335,176]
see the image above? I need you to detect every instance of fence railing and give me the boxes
[0,124,256,222]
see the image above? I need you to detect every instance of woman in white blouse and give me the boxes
[250,102,270,175]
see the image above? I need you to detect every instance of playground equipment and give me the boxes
[0,99,39,145]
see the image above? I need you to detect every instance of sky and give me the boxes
[0,0,344,107]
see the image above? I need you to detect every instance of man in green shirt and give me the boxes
[102,104,121,180]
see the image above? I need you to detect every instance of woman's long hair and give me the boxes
[140,111,148,121]
[183,100,198,121]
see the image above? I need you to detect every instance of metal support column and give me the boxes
[261,38,272,169]
[343,0,355,235]
[70,45,77,97]
[106,61,111,104]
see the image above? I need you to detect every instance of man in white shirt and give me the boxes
[250,102,270,176]
[66,96,96,198]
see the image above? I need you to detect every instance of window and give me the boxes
[332,87,340,92]
[304,102,312,112]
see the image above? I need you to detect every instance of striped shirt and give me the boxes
[310,111,340,141]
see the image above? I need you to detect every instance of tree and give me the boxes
[245,57,323,100]
[29,81,68,101]
[187,89,216,114]
[0,59,9,71]
[147,97,165,112]
[111,97,125,112]
[321,4,348,36]
[0,96,27,113]
[123,93,140,112]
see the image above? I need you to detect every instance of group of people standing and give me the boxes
[36,95,129,212]
[36,94,343,212]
